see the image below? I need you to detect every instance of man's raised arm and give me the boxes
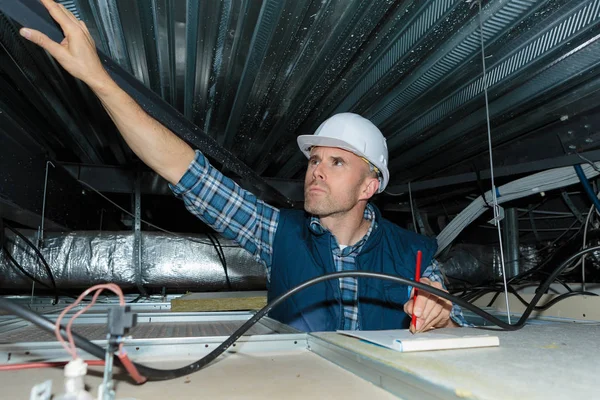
[20,0,194,185]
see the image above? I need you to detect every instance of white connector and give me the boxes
[54,358,95,400]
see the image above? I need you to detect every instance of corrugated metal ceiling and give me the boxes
[1,0,600,211]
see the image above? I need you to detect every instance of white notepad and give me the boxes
[336,329,499,352]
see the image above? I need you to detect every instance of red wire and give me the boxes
[117,352,147,384]
[46,284,148,384]
[0,360,104,371]
[55,284,125,358]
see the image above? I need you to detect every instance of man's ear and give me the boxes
[361,177,380,200]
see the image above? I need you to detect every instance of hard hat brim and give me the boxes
[297,135,368,160]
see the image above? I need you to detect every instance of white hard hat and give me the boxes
[297,113,389,193]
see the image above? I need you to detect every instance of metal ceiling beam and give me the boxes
[0,0,295,208]
[385,149,600,195]
[61,163,305,203]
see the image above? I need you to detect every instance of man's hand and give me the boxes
[19,0,112,91]
[403,277,458,333]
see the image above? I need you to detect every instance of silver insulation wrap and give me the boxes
[0,230,266,292]
[438,244,542,283]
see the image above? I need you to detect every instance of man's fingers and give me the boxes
[427,307,449,331]
[421,299,444,331]
[57,2,82,27]
[80,20,90,33]
[20,28,64,57]
[412,288,431,318]
[39,0,78,31]
[421,290,438,317]
[413,296,438,332]
[403,298,414,316]
[410,277,455,332]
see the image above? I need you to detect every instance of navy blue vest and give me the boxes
[268,206,437,332]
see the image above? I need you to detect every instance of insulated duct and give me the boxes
[437,243,542,284]
[0,230,266,293]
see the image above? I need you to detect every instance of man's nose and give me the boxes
[312,163,326,181]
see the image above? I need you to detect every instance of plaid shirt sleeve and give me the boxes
[169,150,279,275]
[410,259,472,327]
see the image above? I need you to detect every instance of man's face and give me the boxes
[303,146,375,217]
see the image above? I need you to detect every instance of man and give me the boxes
[20,0,468,332]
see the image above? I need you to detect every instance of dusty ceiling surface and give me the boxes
[1,0,600,231]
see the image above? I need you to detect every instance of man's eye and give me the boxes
[309,159,320,166]
[333,159,344,166]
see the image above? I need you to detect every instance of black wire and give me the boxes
[2,240,101,302]
[534,291,598,311]
[205,232,232,290]
[507,222,587,286]
[486,290,501,307]
[2,245,600,382]
[3,241,53,290]
[212,234,231,290]
[517,271,573,293]
[3,221,59,304]
[476,286,597,311]
[473,166,492,209]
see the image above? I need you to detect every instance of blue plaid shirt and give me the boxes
[170,150,470,329]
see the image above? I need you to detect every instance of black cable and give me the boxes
[534,291,597,311]
[473,166,493,209]
[3,241,53,291]
[2,245,600,382]
[516,271,573,293]
[3,221,59,304]
[2,240,105,302]
[507,223,587,286]
[487,290,501,307]
[205,232,231,290]
[3,240,60,305]
[477,286,597,311]
[0,271,511,381]
[213,234,231,290]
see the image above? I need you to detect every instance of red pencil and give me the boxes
[411,250,423,331]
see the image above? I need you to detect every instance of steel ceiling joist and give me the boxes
[61,163,305,203]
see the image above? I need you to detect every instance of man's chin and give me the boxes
[304,202,322,216]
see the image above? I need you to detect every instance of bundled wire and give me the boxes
[55,283,125,358]
[436,163,600,256]
[54,283,146,384]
